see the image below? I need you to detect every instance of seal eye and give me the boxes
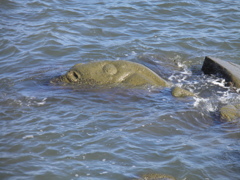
[103,64,117,75]
[67,71,81,82]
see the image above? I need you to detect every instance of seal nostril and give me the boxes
[73,71,79,79]
[67,71,80,82]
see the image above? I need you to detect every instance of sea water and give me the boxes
[0,0,240,179]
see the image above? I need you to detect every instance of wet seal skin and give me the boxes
[220,104,240,122]
[51,60,169,87]
[171,86,195,98]
[51,60,194,97]
[133,173,176,180]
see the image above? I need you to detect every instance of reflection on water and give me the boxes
[0,0,240,179]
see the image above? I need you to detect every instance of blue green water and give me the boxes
[0,0,240,179]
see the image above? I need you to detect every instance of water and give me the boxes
[0,0,240,179]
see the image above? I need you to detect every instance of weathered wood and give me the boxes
[202,56,240,88]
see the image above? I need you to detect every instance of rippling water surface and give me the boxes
[1,0,240,179]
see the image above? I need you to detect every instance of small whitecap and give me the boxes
[23,135,34,139]
[209,78,227,88]
[131,51,137,55]
[36,98,47,106]
[193,97,204,107]
[87,133,95,136]
[193,97,217,112]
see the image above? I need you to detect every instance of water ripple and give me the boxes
[1,0,240,179]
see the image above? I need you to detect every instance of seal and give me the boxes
[51,60,194,97]
[134,173,176,180]
[52,60,170,88]
[220,104,240,121]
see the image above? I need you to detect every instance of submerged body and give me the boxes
[51,60,194,97]
[134,173,176,180]
[220,104,240,121]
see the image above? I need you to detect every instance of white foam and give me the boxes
[207,78,228,88]
[35,98,47,106]
[168,61,192,85]
[162,57,239,115]
[177,62,192,75]
[23,135,34,139]
[193,97,216,112]
[15,96,48,107]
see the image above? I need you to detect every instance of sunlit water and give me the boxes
[1,0,240,180]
